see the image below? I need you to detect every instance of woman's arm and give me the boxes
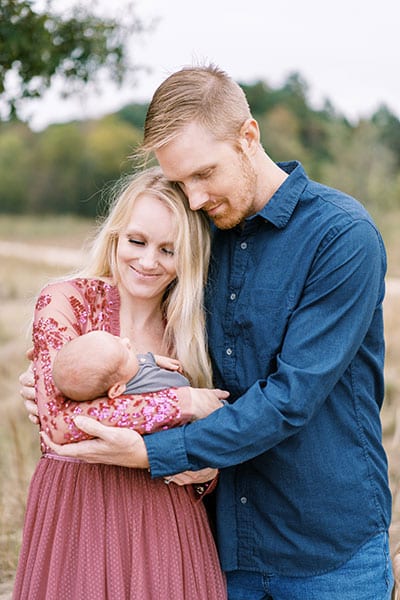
[33,281,190,444]
[32,279,227,445]
[48,388,190,444]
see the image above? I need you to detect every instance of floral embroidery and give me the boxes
[36,293,52,311]
[33,279,185,446]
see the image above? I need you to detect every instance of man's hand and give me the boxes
[41,416,149,469]
[164,467,218,486]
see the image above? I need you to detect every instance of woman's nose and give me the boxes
[138,248,158,268]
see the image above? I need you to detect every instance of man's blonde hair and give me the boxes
[139,64,252,159]
[78,167,212,388]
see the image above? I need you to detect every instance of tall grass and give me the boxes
[375,211,400,279]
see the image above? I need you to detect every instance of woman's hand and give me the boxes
[19,349,39,424]
[154,354,183,372]
[41,416,150,468]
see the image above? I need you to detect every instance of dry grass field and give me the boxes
[0,214,399,595]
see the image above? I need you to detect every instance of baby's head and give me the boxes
[52,330,139,401]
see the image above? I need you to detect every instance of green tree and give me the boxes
[321,119,399,214]
[21,116,142,216]
[372,105,400,167]
[0,0,149,119]
[83,115,143,216]
[242,74,335,178]
[28,122,91,214]
[258,105,311,167]
[240,80,275,115]
[0,121,35,211]
[117,102,149,130]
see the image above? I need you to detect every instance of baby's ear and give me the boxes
[108,382,127,399]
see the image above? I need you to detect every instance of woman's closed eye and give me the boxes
[128,238,174,256]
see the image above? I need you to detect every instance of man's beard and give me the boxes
[210,155,258,230]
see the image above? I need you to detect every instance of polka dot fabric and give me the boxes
[13,459,226,599]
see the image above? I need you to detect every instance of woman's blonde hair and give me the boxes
[79,167,212,388]
[138,63,252,161]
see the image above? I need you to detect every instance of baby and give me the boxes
[52,330,190,402]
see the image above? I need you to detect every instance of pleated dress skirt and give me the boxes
[13,455,227,599]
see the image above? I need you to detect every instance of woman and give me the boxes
[13,167,227,599]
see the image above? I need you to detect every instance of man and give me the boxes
[33,65,393,598]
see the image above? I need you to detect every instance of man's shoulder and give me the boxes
[304,180,375,224]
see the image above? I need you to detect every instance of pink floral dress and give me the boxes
[13,278,226,600]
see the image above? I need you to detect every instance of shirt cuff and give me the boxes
[144,426,190,478]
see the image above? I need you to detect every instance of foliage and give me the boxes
[372,105,400,168]
[117,102,149,130]
[0,72,400,218]
[241,73,400,213]
[0,115,142,216]
[0,0,148,118]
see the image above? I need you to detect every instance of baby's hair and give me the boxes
[53,331,125,401]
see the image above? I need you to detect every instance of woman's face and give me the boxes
[116,193,177,303]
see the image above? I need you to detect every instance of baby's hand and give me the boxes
[154,354,183,373]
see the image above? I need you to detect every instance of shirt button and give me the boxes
[240,242,247,250]
[240,496,248,504]
[230,293,236,301]
[226,348,233,356]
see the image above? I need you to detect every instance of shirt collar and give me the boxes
[249,161,309,229]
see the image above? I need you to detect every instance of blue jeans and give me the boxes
[226,532,394,600]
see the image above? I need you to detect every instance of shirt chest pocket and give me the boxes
[235,288,293,370]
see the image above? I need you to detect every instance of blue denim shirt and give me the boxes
[145,161,391,575]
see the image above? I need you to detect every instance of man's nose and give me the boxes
[185,184,209,211]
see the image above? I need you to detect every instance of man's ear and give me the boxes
[108,382,127,399]
[239,118,260,153]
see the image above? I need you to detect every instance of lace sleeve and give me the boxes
[33,280,192,445]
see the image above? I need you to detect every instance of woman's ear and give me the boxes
[108,381,127,399]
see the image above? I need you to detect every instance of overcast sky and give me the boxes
[23,0,400,130]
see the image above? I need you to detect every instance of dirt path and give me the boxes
[0,240,83,268]
[0,581,12,599]
[387,277,400,296]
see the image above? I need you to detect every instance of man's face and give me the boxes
[155,121,259,229]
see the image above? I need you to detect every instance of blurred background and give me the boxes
[1,0,400,594]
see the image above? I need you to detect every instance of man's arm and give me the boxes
[41,417,149,467]
[143,218,387,477]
